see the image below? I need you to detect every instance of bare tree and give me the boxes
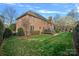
[2,6,16,25]
[21,18,30,36]
[54,16,76,32]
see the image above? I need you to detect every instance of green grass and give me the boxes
[1,32,75,56]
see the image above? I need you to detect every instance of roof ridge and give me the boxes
[16,10,47,21]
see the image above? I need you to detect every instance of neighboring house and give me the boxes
[16,11,54,36]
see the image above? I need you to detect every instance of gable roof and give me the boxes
[16,10,47,21]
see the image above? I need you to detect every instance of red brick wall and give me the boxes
[16,14,54,35]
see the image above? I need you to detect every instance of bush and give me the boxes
[3,28,12,39]
[12,32,16,36]
[55,28,61,33]
[17,28,24,36]
[43,29,52,34]
[9,23,16,32]
[31,31,40,35]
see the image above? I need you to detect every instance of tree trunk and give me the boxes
[0,36,3,47]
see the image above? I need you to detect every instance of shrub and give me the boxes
[12,32,16,36]
[55,28,61,33]
[9,23,16,32]
[43,29,52,34]
[3,28,12,39]
[31,31,40,35]
[17,28,24,36]
[8,23,16,36]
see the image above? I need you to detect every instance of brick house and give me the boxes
[16,11,54,36]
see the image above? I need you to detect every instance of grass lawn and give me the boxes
[0,32,75,56]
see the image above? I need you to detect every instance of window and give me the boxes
[30,25,34,32]
[39,27,41,29]
[43,27,44,30]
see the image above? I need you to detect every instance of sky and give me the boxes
[0,3,78,19]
